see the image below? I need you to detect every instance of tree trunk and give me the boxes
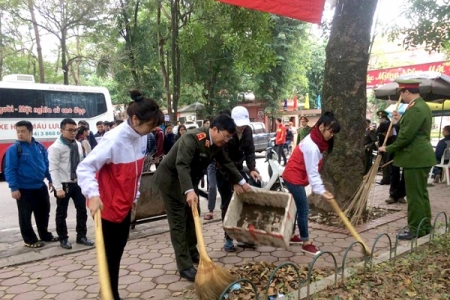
[119,0,139,87]
[61,30,69,85]
[309,0,379,211]
[171,0,180,122]
[157,2,172,121]
[28,0,45,83]
[0,10,3,80]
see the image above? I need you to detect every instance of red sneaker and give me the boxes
[289,235,303,245]
[302,243,321,255]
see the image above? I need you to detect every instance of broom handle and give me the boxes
[328,199,371,255]
[192,204,211,261]
[381,94,402,148]
[94,210,114,300]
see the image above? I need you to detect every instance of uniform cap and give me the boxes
[396,79,421,89]
[299,116,309,122]
[377,110,388,118]
[231,106,250,127]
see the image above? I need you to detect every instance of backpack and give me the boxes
[286,128,293,141]
[16,141,46,158]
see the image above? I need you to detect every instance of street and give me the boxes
[0,153,273,259]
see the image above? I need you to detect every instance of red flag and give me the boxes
[293,94,298,110]
[217,0,326,24]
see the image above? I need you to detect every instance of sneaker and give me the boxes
[385,197,397,204]
[302,243,321,255]
[397,197,407,204]
[290,235,303,245]
[224,239,236,252]
[203,212,213,220]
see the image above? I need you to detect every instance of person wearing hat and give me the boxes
[379,79,435,240]
[297,116,312,144]
[152,113,253,281]
[216,106,262,252]
[376,110,390,123]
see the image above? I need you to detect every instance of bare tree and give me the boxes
[28,0,44,82]
[7,0,108,84]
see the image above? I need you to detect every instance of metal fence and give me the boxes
[218,213,449,300]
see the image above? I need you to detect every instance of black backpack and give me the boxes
[286,128,293,141]
[16,141,46,158]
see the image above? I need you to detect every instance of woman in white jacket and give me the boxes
[77,90,164,300]
[282,112,341,256]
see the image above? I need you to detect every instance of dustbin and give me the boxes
[130,172,167,228]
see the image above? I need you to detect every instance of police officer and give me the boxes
[379,79,435,240]
[152,114,253,282]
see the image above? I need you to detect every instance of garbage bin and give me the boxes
[130,172,166,228]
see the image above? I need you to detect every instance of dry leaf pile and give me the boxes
[309,207,398,227]
[226,261,333,299]
[315,234,450,299]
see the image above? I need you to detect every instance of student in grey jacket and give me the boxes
[48,118,94,250]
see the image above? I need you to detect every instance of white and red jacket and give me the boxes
[76,121,146,223]
[282,134,326,195]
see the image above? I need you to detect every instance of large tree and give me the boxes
[310,0,379,211]
[7,0,109,84]
[388,0,450,53]
[179,1,275,117]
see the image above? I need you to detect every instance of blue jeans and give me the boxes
[284,180,310,242]
[207,163,217,212]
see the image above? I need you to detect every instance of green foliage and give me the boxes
[387,0,450,53]
[306,38,327,108]
[255,16,311,116]
[178,0,275,117]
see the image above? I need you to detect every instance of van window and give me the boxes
[253,123,264,134]
[0,88,107,118]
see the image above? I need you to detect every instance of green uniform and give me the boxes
[386,97,435,236]
[297,126,311,145]
[152,127,243,271]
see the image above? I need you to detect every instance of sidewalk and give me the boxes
[0,181,448,300]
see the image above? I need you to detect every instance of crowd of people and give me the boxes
[4,80,449,298]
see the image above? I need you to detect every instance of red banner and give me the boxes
[216,0,326,24]
[367,61,450,88]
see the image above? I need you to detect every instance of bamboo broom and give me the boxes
[192,203,236,300]
[94,210,114,300]
[329,198,371,255]
[345,95,403,224]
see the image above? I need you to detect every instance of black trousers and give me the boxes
[102,212,131,300]
[216,170,234,241]
[390,166,406,200]
[55,183,88,240]
[17,184,53,244]
[276,144,287,165]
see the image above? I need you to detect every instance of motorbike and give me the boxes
[262,138,288,192]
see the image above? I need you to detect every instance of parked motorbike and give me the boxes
[262,139,287,192]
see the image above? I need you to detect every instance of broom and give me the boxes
[192,203,236,300]
[329,198,371,255]
[345,95,402,224]
[94,210,114,300]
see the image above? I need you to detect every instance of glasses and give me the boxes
[219,130,233,141]
[64,129,78,133]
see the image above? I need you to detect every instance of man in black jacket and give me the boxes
[217,106,262,252]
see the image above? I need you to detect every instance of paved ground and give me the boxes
[0,177,448,299]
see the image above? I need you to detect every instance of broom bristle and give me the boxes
[195,258,236,300]
[345,154,382,224]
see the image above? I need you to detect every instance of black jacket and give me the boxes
[221,126,256,172]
